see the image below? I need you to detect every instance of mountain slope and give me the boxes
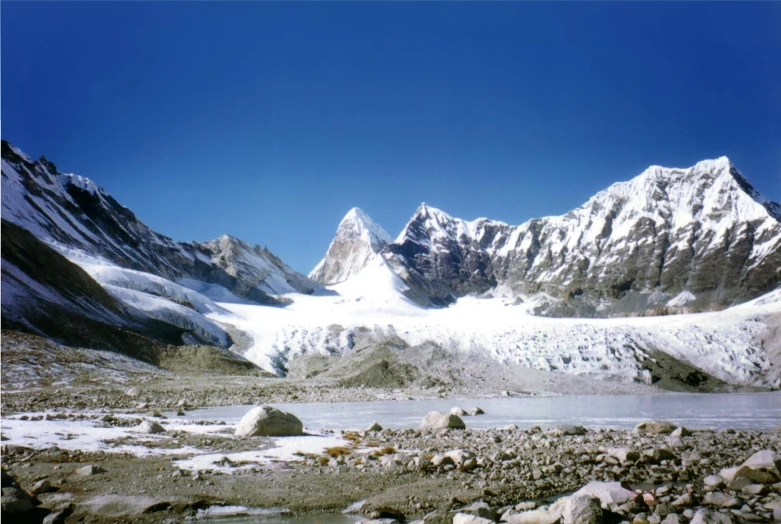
[310,207,392,284]
[1,220,188,358]
[383,158,781,315]
[1,140,317,303]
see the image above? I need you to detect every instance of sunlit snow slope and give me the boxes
[200,259,781,388]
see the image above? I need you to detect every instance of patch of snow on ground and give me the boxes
[174,433,348,473]
[0,415,199,457]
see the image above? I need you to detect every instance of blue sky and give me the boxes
[3,2,780,274]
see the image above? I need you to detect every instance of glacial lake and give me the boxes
[175,392,781,431]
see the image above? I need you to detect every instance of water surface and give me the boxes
[176,392,780,431]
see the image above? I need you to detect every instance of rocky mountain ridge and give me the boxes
[313,157,781,316]
[0,140,317,304]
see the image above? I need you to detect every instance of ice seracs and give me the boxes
[309,207,392,284]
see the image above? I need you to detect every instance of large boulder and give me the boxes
[234,405,304,437]
[560,495,602,524]
[419,412,465,430]
[634,420,677,434]
[549,425,587,436]
[1,470,50,524]
[741,449,780,471]
[606,447,639,463]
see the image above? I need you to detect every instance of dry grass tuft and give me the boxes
[325,446,352,458]
[373,446,395,456]
[343,431,362,442]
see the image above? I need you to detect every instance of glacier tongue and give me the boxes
[208,258,781,387]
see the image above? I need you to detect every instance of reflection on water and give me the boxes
[175,392,780,432]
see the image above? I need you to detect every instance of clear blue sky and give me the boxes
[3,2,780,274]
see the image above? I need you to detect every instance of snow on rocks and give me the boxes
[135,420,165,434]
[234,405,304,437]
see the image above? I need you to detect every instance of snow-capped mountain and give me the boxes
[309,207,392,284]
[3,140,780,389]
[1,141,317,303]
[1,219,229,353]
[375,158,781,315]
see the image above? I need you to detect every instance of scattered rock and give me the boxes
[75,465,103,476]
[452,513,493,524]
[703,492,738,508]
[690,508,734,523]
[136,420,166,434]
[703,475,724,489]
[607,447,639,463]
[365,506,406,522]
[42,503,74,524]
[456,501,496,521]
[30,479,53,495]
[366,422,383,432]
[574,481,639,506]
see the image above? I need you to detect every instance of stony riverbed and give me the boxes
[2,406,780,523]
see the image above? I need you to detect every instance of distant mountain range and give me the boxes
[4,140,780,321]
[2,139,780,387]
[313,158,781,316]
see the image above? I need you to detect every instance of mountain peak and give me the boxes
[309,208,391,284]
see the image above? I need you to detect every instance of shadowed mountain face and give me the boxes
[315,159,781,316]
[1,220,188,359]
[1,140,317,305]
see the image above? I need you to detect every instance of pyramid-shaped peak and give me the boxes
[337,207,391,244]
[309,207,392,284]
[412,202,452,220]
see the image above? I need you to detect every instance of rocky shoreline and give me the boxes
[2,404,780,523]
